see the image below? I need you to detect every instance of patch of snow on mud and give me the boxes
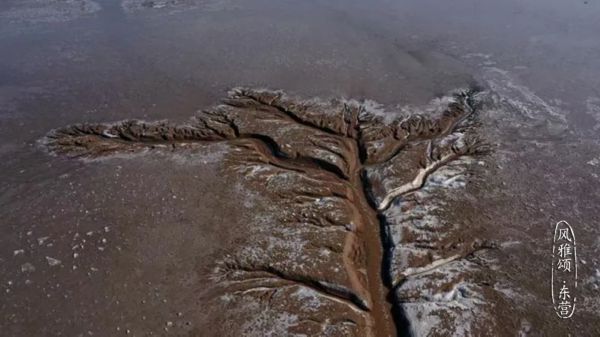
[166,142,229,166]
[359,91,470,125]
[585,97,600,130]
[359,99,401,124]
[424,158,472,190]
[581,268,600,312]
[234,183,262,209]
[227,299,305,337]
[291,287,323,312]
[242,310,304,337]
[518,319,533,337]
[493,282,535,304]
[400,259,486,337]
[76,142,230,164]
[482,67,567,124]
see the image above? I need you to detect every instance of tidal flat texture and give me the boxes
[1,0,600,336]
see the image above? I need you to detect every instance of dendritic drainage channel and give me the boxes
[42,88,489,337]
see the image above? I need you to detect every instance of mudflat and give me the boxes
[1,1,600,336]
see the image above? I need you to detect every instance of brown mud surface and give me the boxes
[2,0,600,336]
[39,88,490,336]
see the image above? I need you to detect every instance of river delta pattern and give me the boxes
[43,88,502,337]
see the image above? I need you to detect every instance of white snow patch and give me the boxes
[167,142,229,166]
[291,287,323,312]
[240,309,305,337]
[588,157,600,167]
[46,256,62,266]
[518,319,532,336]
[585,97,600,130]
[397,256,488,336]
[483,67,567,124]
[21,263,36,273]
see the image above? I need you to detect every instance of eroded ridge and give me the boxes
[43,88,489,337]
